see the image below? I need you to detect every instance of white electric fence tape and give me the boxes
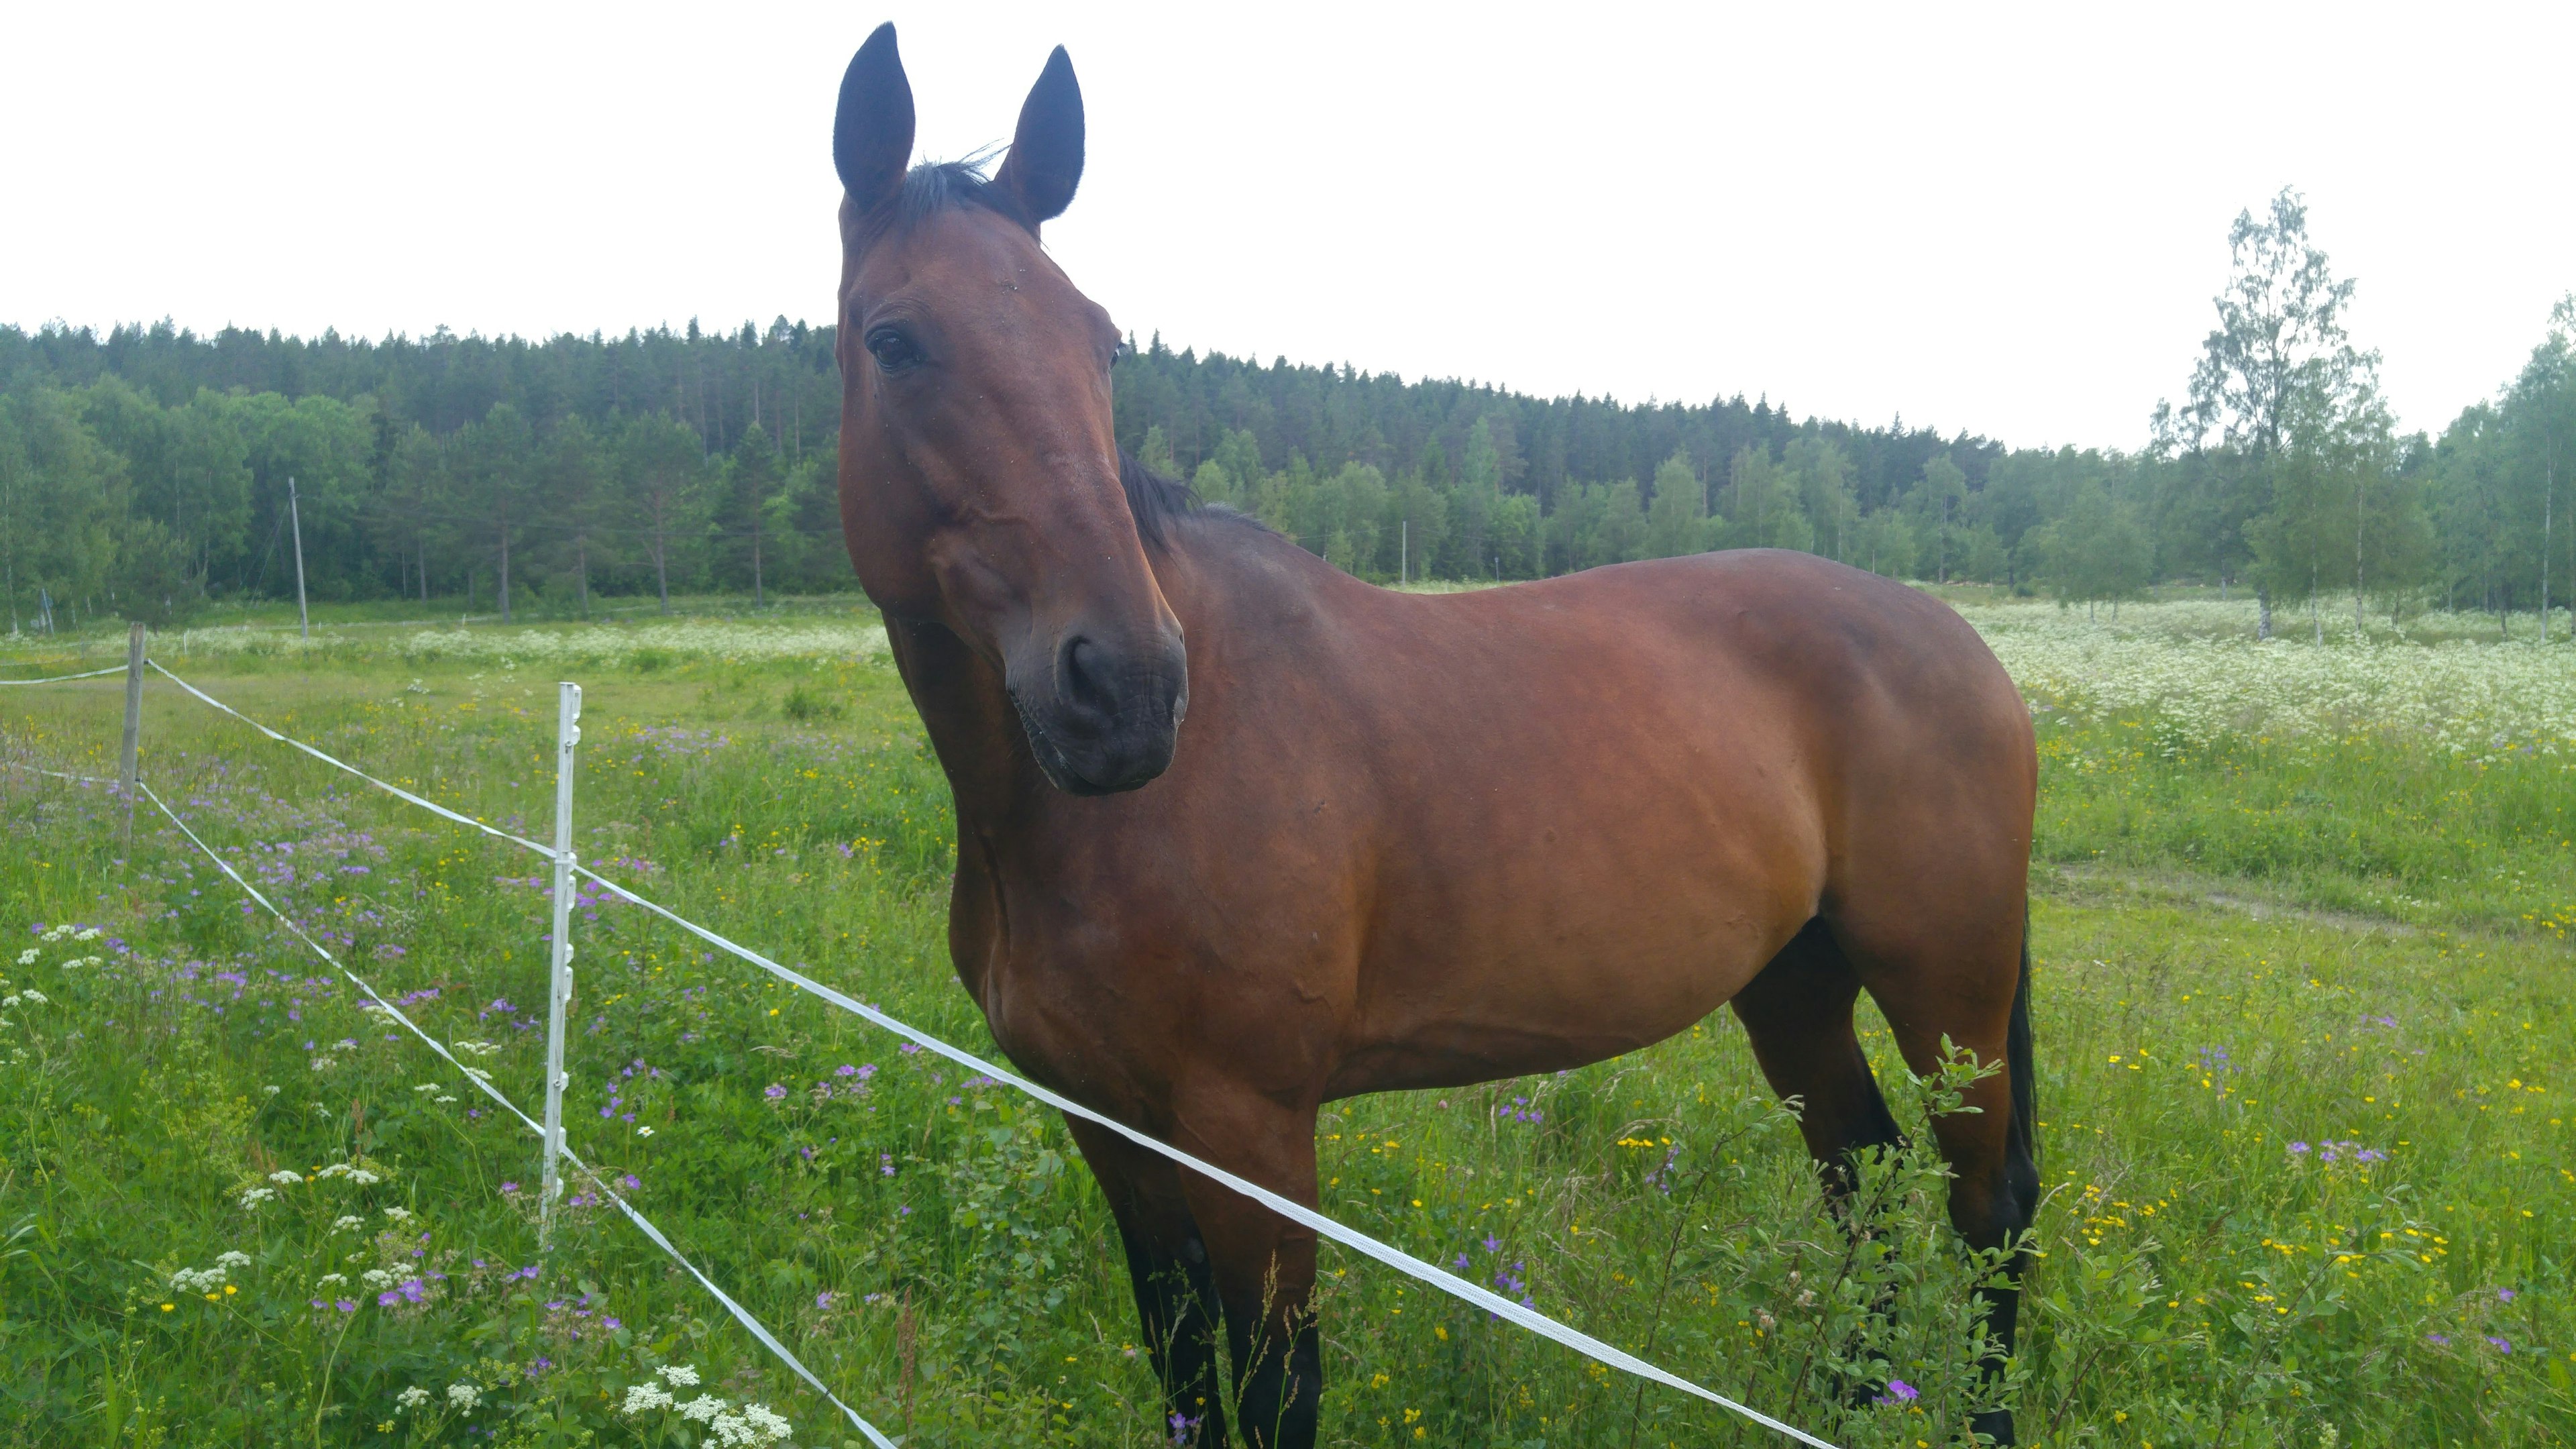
[150,661,557,859]
[137,665,1843,1449]
[0,665,129,685]
[127,774,898,1449]
[0,761,117,785]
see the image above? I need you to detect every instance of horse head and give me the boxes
[831,23,1186,796]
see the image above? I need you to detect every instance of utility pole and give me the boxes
[288,476,310,640]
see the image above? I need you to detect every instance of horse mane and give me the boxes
[1120,451,1270,552]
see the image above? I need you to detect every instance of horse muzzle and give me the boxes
[1008,625,1188,796]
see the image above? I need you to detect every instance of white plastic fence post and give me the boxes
[539,681,582,1248]
[119,622,145,853]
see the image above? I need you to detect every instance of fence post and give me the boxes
[539,681,583,1248]
[118,623,145,853]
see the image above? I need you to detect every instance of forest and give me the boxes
[2,191,2569,635]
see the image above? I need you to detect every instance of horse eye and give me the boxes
[865,327,921,373]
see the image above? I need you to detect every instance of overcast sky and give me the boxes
[6,2,2568,450]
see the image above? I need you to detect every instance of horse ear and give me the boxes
[834,22,915,216]
[994,46,1084,227]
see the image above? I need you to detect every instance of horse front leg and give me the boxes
[1065,1116,1230,1446]
[1170,1096,1323,1449]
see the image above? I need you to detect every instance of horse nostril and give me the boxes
[1057,635,1115,716]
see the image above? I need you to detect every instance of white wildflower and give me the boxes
[238,1187,275,1210]
[709,1413,756,1446]
[347,1168,380,1185]
[741,1402,794,1442]
[39,926,68,943]
[12,950,33,966]
[309,1057,336,1072]
[451,1039,502,1057]
[678,1393,727,1424]
[382,1205,413,1222]
[657,1363,700,1387]
[170,1267,226,1293]
[268,1169,303,1185]
[435,1095,458,1104]
[262,1085,280,1095]
[386,619,888,670]
[460,1067,492,1082]
[77,955,102,967]
[621,1383,676,1414]
[331,1214,364,1232]
[360,1269,397,1289]
[394,1386,429,1410]
[3,996,19,1010]
[73,927,99,943]
[445,1383,480,1411]
[636,1124,653,1137]
[13,989,39,1005]
[412,1083,439,1093]
[214,1250,252,1270]
[315,1273,347,1287]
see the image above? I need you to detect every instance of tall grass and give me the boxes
[0,615,2567,1446]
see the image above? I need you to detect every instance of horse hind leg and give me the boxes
[1845,907,2042,1446]
[1730,919,1911,1409]
[1729,917,1907,1195]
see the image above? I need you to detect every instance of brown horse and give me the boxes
[828,25,2039,1447]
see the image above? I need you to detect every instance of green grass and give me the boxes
[0,614,2568,1447]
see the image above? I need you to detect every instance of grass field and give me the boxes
[0,593,2569,1447]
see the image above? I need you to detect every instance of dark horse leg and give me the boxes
[1849,906,2041,1446]
[1066,1118,1230,1446]
[1735,914,2039,1444]
[1731,919,1907,1191]
[1731,920,1910,1406]
[1169,1096,1324,1449]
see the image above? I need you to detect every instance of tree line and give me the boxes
[2,188,2569,636]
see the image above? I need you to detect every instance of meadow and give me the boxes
[0,591,2568,1448]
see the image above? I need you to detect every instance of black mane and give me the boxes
[1120,452,1268,552]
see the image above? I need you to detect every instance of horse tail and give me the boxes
[2006,904,2037,1169]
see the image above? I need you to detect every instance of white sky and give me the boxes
[5,2,2568,451]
